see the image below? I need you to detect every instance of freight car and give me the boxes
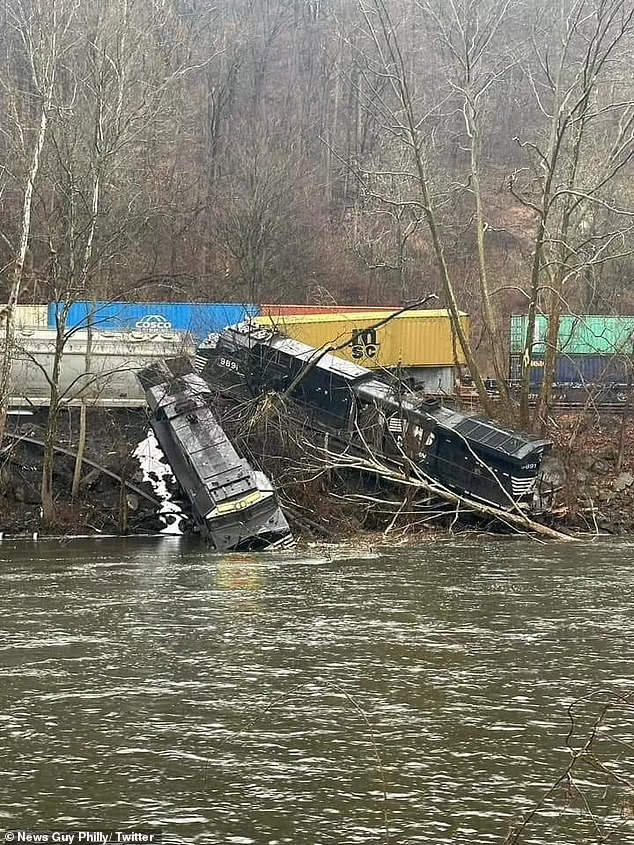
[138,361,293,551]
[509,353,633,386]
[8,328,196,407]
[200,324,551,513]
[506,314,634,408]
[508,382,634,409]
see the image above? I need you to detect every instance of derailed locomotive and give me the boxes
[199,324,552,513]
[138,360,293,551]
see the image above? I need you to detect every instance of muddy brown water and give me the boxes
[0,537,633,844]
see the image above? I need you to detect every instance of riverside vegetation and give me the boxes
[2,401,634,541]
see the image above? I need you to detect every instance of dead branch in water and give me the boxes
[504,689,634,844]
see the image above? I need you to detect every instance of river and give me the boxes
[0,537,632,845]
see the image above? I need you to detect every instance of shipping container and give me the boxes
[262,304,397,316]
[510,314,634,356]
[13,304,48,327]
[48,302,259,339]
[509,353,631,386]
[555,354,631,383]
[254,309,469,369]
[9,328,195,406]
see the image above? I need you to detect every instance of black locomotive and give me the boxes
[198,324,552,512]
[138,359,293,551]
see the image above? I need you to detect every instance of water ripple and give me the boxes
[0,537,632,844]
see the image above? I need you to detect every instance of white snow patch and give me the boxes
[133,430,184,535]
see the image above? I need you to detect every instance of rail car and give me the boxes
[8,328,196,407]
[138,360,293,551]
[198,324,552,513]
[509,381,634,409]
[482,377,634,409]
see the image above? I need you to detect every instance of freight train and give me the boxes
[199,323,551,513]
[14,303,634,412]
[138,360,293,551]
[8,303,467,405]
[509,314,634,408]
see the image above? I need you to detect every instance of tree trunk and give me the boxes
[41,389,59,525]
[0,103,51,445]
[361,0,495,416]
[41,319,66,525]
[467,100,513,418]
[534,290,561,434]
[72,304,96,498]
[119,475,128,535]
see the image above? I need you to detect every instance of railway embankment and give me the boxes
[0,408,170,538]
[547,414,634,535]
[2,406,634,540]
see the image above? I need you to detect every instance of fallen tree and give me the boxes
[298,430,575,542]
[224,390,576,543]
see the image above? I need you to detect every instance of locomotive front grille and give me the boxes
[511,476,536,497]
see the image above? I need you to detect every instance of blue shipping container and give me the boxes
[510,354,631,386]
[555,354,629,384]
[48,302,260,339]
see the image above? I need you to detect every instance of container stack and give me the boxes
[510,315,634,387]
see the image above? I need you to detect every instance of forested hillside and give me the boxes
[2,0,634,421]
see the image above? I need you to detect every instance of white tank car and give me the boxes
[9,328,196,407]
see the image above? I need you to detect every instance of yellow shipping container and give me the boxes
[14,304,48,328]
[253,309,469,368]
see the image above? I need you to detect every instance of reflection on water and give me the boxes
[215,556,264,614]
[0,537,632,844]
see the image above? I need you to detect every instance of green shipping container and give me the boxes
[510,314,634,356]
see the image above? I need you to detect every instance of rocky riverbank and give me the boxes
[2,406,634,540]
[0,408,170,537]
[545,413,634,536]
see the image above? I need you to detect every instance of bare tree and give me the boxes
[512,0,634,429]
[339,0,501,415]
[410,0,519,410]
[0,0,77,445]
[215,131,302,302]
[34,0,216,522]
